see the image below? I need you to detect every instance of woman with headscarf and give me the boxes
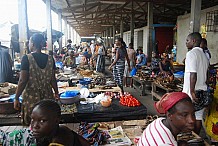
[137,92,195,146]
[108,38,130,96]
[14,33,59,125]
[95,37,106,73]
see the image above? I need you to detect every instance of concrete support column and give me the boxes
[120,19,124,38]
[147,2,153,61]
[103,30,106,45]
[75,31,77,45]
[130,1,134,44]
[64,18,68,46]
[190,0,202,33]
[113,25,115,43]
[18,0,29,56]
[110,27,113,45]
[106,28,109,47]
[46,0,53,52]
[68,25,72,40]
[72,27,75,44]
[58,12,62,50]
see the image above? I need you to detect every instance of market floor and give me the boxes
[123,86,159,116]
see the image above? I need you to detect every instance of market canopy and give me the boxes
[42,0,218,36]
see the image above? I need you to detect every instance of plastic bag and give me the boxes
[130,67,137,77]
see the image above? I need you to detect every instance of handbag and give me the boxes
[193,90,213,111]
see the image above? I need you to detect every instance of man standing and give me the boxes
[182,32,209,134]
[0,42,13,83]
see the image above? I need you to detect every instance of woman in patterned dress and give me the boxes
[14,33,59,125]
[95,38,106,73]
[108,38,130,95]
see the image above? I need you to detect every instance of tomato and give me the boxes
[119,94,141,107]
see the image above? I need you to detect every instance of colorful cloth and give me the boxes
[21,54,54,125]
[0,128,36,146]
[113,59,125,86]
[113,47,126,86]
[137,118,177,146]
[205,86,218,141]
[78,122,109,146]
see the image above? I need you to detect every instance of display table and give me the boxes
[151,82,182,100]
[0,98,147,126]
[132,76,152,96]
[63,98,147,123]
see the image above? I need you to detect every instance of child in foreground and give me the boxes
[0,99,90,146]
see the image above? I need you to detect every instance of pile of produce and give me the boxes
[155,74,183,90]
[120,93,141,107]
[61,104,77,114]
[78,69,93,77]
[93,76,106,85]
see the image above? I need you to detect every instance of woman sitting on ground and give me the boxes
[0,99,90,146]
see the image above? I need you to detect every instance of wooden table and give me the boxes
[0,98,147,126]
[151,82,182,100]
[132,76,153,96]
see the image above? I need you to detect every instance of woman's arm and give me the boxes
[14,70,29,110]
[51,69,59,99]
[109,49,119,69]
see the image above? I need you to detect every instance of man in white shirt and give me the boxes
[182,32,209,134]
[137,92,195,146]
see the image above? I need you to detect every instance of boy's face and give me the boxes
[30,106,59,140]
[186,36,194,49]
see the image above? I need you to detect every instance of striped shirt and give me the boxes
[137,118,177,146]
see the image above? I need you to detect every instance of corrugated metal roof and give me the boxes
[43,0,218,36]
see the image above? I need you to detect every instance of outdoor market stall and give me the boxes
[0,66,147,126]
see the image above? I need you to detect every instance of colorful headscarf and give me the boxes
[155,92,190,114]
